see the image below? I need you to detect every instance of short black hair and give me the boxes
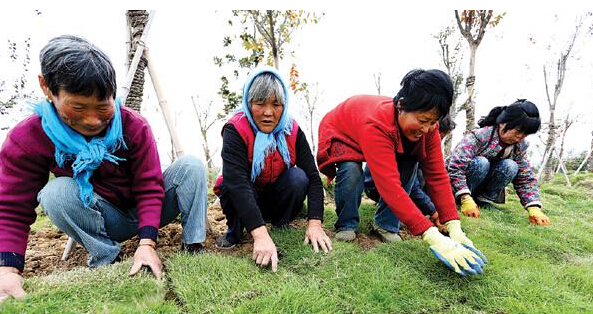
[393,69,454,119]
[478,99,541,134]
[40,35,116,100]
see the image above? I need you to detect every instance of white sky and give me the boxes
[1,8,592,168]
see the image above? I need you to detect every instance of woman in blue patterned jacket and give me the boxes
[446,99,550,226]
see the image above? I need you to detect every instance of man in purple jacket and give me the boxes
[0,35,208,302]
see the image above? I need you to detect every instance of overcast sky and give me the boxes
[1,8,592,168]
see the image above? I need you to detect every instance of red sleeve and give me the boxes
[421,129,459,223]
[359,124,433,236]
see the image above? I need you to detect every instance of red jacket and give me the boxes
[317,95,459,235]
[214,112,298,195]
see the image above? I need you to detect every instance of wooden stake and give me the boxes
[144,48,185,157]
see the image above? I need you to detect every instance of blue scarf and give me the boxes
[34,98,127,207]
[241,66,293,182]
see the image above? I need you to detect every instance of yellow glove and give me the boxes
[527,206,550,226]
[422,227,485,276]
[445,220,489,263]
[460,195,480,218]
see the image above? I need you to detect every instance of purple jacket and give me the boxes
[0,106,164,271]
[446,125,541,208]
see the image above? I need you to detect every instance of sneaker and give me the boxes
[215,233,238,249]
[181,243,205,254]
[371,224,402,243]
[335,230,356,242]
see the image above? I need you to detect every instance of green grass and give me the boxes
[3,174,593,313]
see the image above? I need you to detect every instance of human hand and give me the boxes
[251,226,278,272]
[527,206,550,226]
[422,227,485,276]
[460,195,480,218]
[303,219,333,253]
[429,211,447,234]
[129,239,163,280]
[0,267,25,303]
[444,219,488,263]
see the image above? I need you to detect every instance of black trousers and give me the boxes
[218,166,309,243]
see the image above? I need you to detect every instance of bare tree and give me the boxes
[540,18,583,181]
[125,10,149,112]
[588,130,593,172]
[455,10,503,133]
[373,73,381,95]
[434,23,464,156]
[554,112,576,173]
[191,96,224,170]
[301,83,322,157]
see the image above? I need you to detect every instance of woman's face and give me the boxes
[498,123,527,145]
[397,106,439,142]
[39,75,114,137]
[249,94,283,134]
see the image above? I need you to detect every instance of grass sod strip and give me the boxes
[0,261,179,314]
[2,173,593,313]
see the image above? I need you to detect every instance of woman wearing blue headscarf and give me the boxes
[213,67,331,272]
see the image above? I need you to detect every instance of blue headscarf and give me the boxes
[33,98,127,206]
[240,66,293,182]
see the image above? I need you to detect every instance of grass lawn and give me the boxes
[2,174,593,313]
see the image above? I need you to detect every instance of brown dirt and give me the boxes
[23,203,416,278]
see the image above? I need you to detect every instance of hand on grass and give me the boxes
[129,239,163,280]
[0,267,25,303]
[460,195,480,218]
[251,226,278,272]
[527,206,550,226]
[422,227,485,276]
[304,219,333,253]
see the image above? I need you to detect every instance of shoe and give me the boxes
[181,243,205,254]
[215,233,239,249]
[371,224,402,243]
[475,197,496,210]
[335,230,356,242]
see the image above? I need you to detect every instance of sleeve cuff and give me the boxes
[138,226,158,241]
[455,188,471,199]
[0,252,25,273]
[524,201,542,209]
[245,222,266,233]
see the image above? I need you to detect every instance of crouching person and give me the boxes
[0,35,207,302]
[214,67,332,272]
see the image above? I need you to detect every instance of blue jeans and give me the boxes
[38,155,208,267]
[335,160,417,233]
[466,157,519,202]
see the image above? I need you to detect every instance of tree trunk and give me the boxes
[464,44,477,134]
[309,108,316,157]
[201,129,213,170]
[126,10,149,112]
[266,10,280,70]
[589,130,593,172]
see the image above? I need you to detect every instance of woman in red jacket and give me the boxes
[317,69,487,276]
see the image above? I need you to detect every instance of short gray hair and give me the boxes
[40,35,116,100]
[247,73,285,106]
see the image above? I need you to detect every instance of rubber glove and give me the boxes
[445,220,488,263]
[460,195,480,218]
[422,226,485,276]
[527,206,550,226]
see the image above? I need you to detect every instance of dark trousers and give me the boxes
[219,167,309,243]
